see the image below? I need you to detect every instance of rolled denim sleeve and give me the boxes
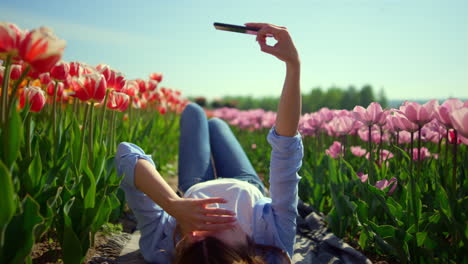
[115,142,175,263]
[266,127,304,256]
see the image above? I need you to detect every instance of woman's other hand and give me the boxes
[167,197,237,235]
[245,22,299,66]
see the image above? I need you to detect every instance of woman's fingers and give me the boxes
[199,214,236,224]
[204,207,236,216]
[197,222,236,232]
[194,197,227,206]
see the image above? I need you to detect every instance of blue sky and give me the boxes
[2,0,467,100]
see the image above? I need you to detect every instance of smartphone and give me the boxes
[213,22,260,35]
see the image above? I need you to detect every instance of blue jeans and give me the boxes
[178,103,266,195]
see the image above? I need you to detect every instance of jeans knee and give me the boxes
[208,118,228,131]
[181,103,204,121]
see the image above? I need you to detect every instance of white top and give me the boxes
[183,178,265,236]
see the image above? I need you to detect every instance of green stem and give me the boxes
[409,131,418,232]
[77,104,90,171]
[109,110,116,153]
[452,130,458,197]
[88,104,95,168]
[7,66,30,118]
[25,112,32,160]
[417,125,422,182]
[99,90,110,144]
[1,55,12,126]
[368,125,373,184]
[52,81,59,163]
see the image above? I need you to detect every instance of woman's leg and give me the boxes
[178,103,215,193]
[208,118,266,195]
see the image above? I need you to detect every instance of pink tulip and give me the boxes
[356,172,368,183]
[449,108,468,138]
[50,61,70,81]
[19,27,66,73]
[411,147,433,161]
[352,102,386,126]
[434,99,464,129]
[0,22,22,59]
[328,116,354,136]
[71,72,107,103]
[325,141,342,159]
[351,146,367,157]
[459,135,468,145]
[374,177,397,195]
[318,107,334,123]
[251,143,257,149]
[391,112,418,132]
[398,100,438,127]
[19,86,46,112]
[107,91,130,112]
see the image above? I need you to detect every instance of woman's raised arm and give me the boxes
[245,23,301,136]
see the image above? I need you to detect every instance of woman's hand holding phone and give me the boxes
[245,23,299,66]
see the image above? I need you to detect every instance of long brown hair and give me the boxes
[173,234,291,264]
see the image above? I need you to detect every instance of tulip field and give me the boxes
[1,22,467,264]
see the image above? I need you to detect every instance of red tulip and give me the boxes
[0,22,22,60]
[96,64,126,91]
[135,79,147,93]
[19,27,66,73]
[71,73,107,103]
[69,61,83,77]
[120,80,138,97]
[19,86,46,112]
[157,105,167,115]
[39,72,51,84]
[147,80,158,91]
[107,91,130,112]
[449,108,468,138]
[149,72,163,82]
[353,102,386,126]
[50,61,70,81]
[9,64,22,80]
[46,81,64,97]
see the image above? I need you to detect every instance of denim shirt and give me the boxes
[115,127,303,264]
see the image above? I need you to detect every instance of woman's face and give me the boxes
[189,223,248,247]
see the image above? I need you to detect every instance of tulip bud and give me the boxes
[46,81,64,98]
[39,73,51,84]
[50,61,70,81]
[0,22,22,59]
[149,72,163,82]
[19,86,46,112]
[9,64,22,80]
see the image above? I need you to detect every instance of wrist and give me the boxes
[162,196,182,216]
[285,58,300,70]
